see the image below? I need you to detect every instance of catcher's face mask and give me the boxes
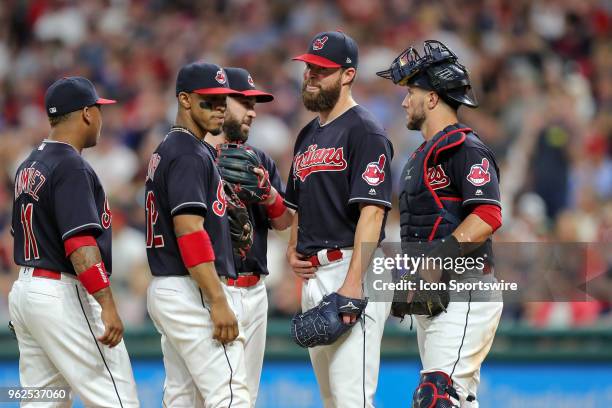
[375,46,422,86]
[376,40,459,86]
[377,40,478,108]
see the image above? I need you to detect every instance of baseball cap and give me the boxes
[45,76,116,117]
[293,31,358,69]
[224,67,274,103]
[176,62,242,96]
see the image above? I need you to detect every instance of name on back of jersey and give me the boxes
[146,153,161,182]
[15,166,47,201]
[293,144,347,182]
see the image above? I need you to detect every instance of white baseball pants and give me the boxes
[8,267,139,408]
[301,250,391,408]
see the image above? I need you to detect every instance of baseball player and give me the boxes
[286,31,394,407]
[204,67,293,406]
[8,77,139,407]
[377,41,503,407]
[145,62,250,407]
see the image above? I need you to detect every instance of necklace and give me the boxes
[168,125,217,157]
[169,125,199,139]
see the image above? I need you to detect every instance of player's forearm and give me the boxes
[345,204,386,287]
[452,214,493,244]
[270,208,294,230]
[187,262,227,305]
[173,213,227,304]
[69,246,116,308]
[287,212,299,250]
[263,187,294,230]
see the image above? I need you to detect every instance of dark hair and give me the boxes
[48,112,72,127]
[442,95,461,111]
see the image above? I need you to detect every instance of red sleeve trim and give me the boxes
[64,234,98,257]
[471,204,502,232]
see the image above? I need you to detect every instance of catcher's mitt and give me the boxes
[390,272,449,319]
[291,292,368,348]
[223,182,253,260]
[216,143,271,204]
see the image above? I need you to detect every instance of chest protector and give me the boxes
[400,127,471,247]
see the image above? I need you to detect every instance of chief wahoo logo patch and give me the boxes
[466,158,491,186]
[362,154,386,186]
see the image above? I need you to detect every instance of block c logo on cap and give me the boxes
[312,36,329,51]
[247,75,255,87]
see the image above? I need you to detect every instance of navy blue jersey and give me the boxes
[12,140,112,275]
[208,143,284,275]
[285,105,394,255]
[237,145,284,275]
[145,128,236,278]
[402,124,501,210]
[399,123,501,261]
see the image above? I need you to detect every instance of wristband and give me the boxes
[78,262,110,295]
[64,233,97,257]
[266,193,286,219]
[177,230,215,268]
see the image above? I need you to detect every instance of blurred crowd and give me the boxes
[0,0,610,328]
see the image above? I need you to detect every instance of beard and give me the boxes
[301,77,341,112]
[223,116,248,143]
[208,126,223,136]
[406,105,426,131]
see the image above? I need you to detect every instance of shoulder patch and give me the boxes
[466,158,491,186]
[362,154,386,186]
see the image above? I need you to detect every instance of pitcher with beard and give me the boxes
[285,31,394,408]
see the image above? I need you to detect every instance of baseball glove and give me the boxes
[291,292,368,348]
[223,182,253,260]
[390,272,449,319]
[216,143,271,204]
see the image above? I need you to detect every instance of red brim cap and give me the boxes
[193,88,243,96]
[292,54,341,68]
[240,90,274,103]
[96,97,117,104]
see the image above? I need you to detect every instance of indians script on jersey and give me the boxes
[293,144,347,182]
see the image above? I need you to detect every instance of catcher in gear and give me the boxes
[377,40,503,408]
[204,67,293,406]
[291,292,368,348]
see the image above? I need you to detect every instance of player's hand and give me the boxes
[287,245,317,279]
[209,299,239,344]
[337,283,363,325]
[98,305,124,348]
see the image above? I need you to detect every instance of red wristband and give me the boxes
[266,193,286,219]
[64,233,98,257]
[78,262,110,295]
[177,230,215,268]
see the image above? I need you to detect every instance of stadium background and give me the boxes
[0,0,610,406]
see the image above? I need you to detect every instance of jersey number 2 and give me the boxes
[146,191,164,248]
[20,203,40,261]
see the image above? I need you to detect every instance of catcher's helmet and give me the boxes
[376,40,478,108]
